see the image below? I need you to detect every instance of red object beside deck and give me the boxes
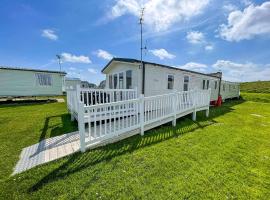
[216,95,222,106]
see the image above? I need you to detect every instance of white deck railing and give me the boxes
[66,85,138,117]
[74,89,211,152]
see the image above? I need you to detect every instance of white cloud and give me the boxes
[95,49,113,60]
[67,70,81,79]
[41,29,58,41]
[212,60,256,71]
[61,53,91,64]
[212,60,270,82]
[186,31,214,51]
[109,0,210,32]
[241,0,252,6]
[69,67,76,71]
[205,44,214,51]
[186,31,205,44]
[174,60,270,82]
[223,4,238,12]
[88,68,98,74]
[219,2,270,41]
[149,48,175,60]
[179,62,208,72]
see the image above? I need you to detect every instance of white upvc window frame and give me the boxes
[109,70,132,89]
[126,70,132,89]
[167,74,174,90]
[108,74,113,89]
[183,75,189,91]
[206,80,210,89]
[35,73,53,87]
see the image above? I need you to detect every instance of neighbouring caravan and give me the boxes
[65,77,81,91]
[0,66,66,97]
[220,80,240,100]
[102,58,240,102]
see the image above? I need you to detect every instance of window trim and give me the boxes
[206,80,210,89]
[108,70,132,89]
[119,72,124,89]
[109,75,113,89]
[113,74,118,89]
[126,70,132,89]
[35,73,52,86]
[167,74,174,90]
[183,75,189,91]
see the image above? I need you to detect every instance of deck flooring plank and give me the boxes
[49,147,58,161]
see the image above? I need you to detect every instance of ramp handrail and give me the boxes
[77,89,211,152]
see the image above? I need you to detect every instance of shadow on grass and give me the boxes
[39,114,77,142]
[28,99,244,193]
[0,101,58,108]
[29,114,78,158]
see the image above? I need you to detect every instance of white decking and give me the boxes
[13,89,211,174]
[13,105,208,175]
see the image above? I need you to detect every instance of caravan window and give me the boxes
[206,80,210,89]
[119,72,124,89]
[214,81,217,89]
[202,80,206,89]
[109,75,113,89]
[167,75,174,89]
[36,73,52,86]
[113,74,118,89]
[183,76,189,91]
[126,70,132,89]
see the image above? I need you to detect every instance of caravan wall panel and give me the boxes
[0,69,64,97]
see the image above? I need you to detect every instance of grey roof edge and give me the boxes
[65,77,81,81]
[0,66,66,74]
[101,57,220,79]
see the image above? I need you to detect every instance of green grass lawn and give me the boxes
[240,81,270,93]
[0,95,270,199]
[241,92,270,103]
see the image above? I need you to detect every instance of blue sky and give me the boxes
[0,0,270,84]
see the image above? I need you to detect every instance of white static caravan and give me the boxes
[0,66,66,97]
[102,58,240,102]
[65,77,81,91]
[220,80,240,100]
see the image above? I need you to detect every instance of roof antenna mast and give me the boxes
[139,7,146,69]
[56,54,62,71]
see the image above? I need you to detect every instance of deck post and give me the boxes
[78,101,86,153]
[77,85,85,153]
[134,87,138,98]
[76,84,81,103]
[172,91,177,127]
[139,94,144,136]
[206,109,209,117]
[192,110,197,121]
[192,90,197,121]
[206,88,211,118]
[71,114,75,121]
